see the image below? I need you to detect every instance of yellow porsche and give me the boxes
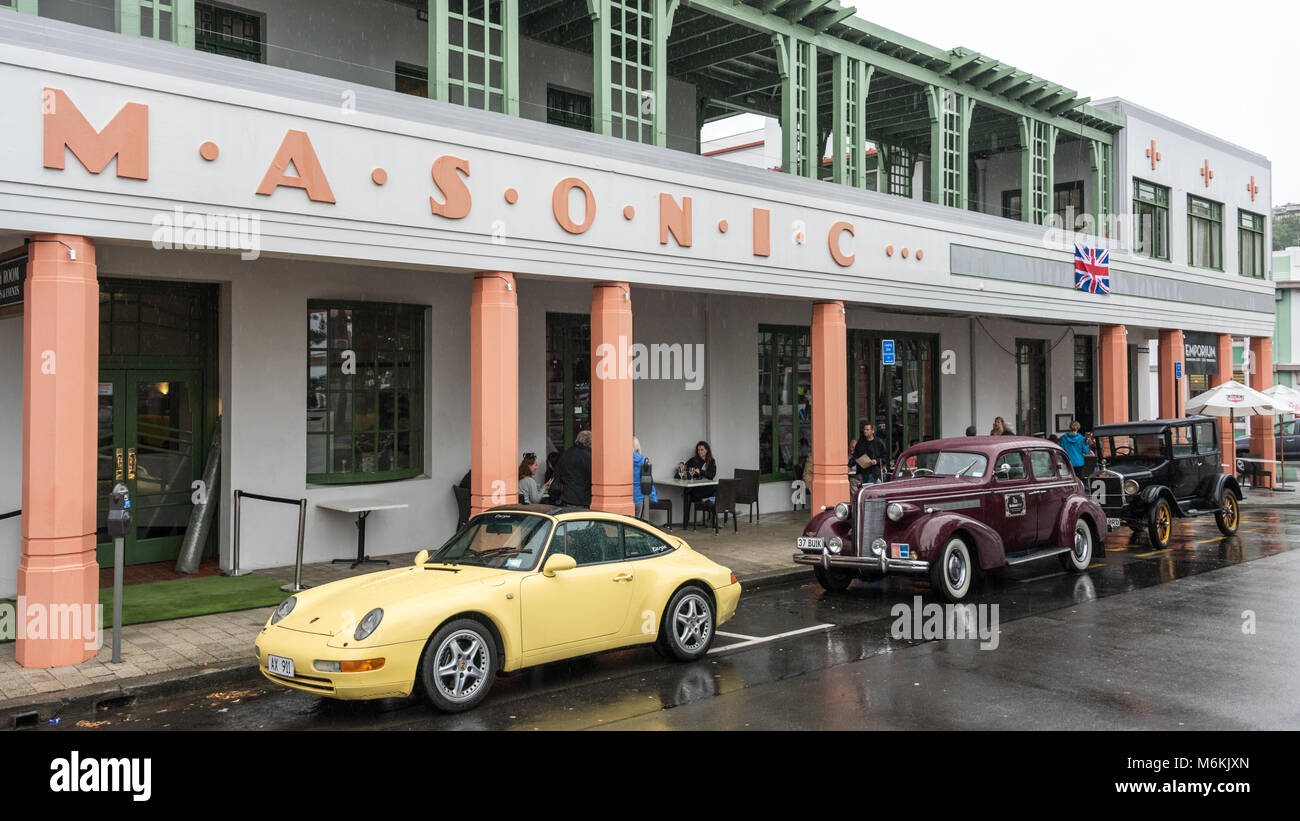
[254,505,742,712]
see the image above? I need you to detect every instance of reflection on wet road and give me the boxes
[54,510,1300,730]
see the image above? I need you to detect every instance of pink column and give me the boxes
[1215,334,1234,473]
[811,301,849,512]
[590,282,634,516]
[1098,324,1129,424]
[1249,337,1276,475]
[469,272,518,516]
[1157,328,1185,419]
[18,234,100,668]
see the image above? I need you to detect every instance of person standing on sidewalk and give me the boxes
[555,430,593,507]
[851,421,889,484]
[1059,420,1092,478]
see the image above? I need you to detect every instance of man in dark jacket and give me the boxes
[850,421,889,484]
[554,430,593,507]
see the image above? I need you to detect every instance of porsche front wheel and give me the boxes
[421,619,496,713]
[657,586,715,661]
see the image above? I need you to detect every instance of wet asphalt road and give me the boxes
[54,510,1300,730]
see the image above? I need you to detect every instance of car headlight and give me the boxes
[834,502,851,521]
[270,596,296,625]
[354,608,384,641]
[828,536,843,554]
[887,502,905,522]
[1123,479,1140,496]
[870,538,886,556]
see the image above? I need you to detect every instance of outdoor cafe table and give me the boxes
[652,476,719,530]
[317,499,410,569]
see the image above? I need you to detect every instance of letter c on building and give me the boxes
[828,221,855,267]
[552,177,596,234]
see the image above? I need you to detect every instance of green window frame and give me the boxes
[116,1,196,47]
[1187,195,1223,271]
[2,1,40,14]
[429,0,518,115]
[1016,338,1048,438]
[307,301,425,484]
[1132,178,1169,261]
[195,2,263,62]
[758,325,812,482]
[1239,209,1266,279]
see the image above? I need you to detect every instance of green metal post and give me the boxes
[428,0,449,103]
[652,0,679,147]
[589,0,612,136]
[503,0,519,116]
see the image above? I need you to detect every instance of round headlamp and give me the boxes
[833,502,851,521]
[886,502,905,522]
[828,536,843,554]
[270,596,296,625]
[1123,479,1140,496]
[870,537,886,556]
[354,608,384,641]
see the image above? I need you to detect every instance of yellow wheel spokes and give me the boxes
[1157,506,1171,542]
[1223,496,1237,528]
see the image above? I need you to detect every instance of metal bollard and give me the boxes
[281,498,309,593]
[224,489,250,577]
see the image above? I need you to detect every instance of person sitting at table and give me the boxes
[518,452,550,504]
[632,437,658,518]
[678,440,717,508]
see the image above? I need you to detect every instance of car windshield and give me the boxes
[430,512,553,571]
[1097,433,1168,460]
[896,450,988,478]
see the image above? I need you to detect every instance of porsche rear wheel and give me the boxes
[420,619,496,713]
[657,586,715,662]
[1215,491,1240,536]
[813,565,855,592]
[1059,518,1093,572]
[930,536,973,602]
[1146,499,1173,550]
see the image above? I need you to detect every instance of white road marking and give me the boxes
[715,631,759,641]
[708,624,835,654]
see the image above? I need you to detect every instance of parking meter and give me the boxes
[108,483,130,663]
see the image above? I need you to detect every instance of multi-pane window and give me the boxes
[195,2,263,62]
[1053,180,1085,230]
[1133,179,1169,261]
[1001,190,1022,222]
[118,0,194,44]
[606,0,655,143]
[1239,210,1266,278]
[1187,195,1223,270]
[758,326,811,480]
[307,302,425,483]
[546,86,593,133]
[441,0,510,112]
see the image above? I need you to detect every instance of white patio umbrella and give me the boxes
[1186,380,1279,480]
[1262,384,1300,487]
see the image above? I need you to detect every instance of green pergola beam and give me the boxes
[813,5,857,32]
[685,0,1116,143]
[670,31,771,73]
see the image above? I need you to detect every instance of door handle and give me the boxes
[114,448,124,481]
[1029,490,1047,495]
[612,572,634,583]
[127,448,137,480]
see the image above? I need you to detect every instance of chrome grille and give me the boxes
[857,499,885,554]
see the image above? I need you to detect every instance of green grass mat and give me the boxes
[1,573,285,640]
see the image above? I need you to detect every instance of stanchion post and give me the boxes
[282,498,309,593]
[225,489,250,577]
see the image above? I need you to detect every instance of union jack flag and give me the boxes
[1074,244,1110,294]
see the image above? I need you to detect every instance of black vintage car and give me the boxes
[1085,416,1242,549]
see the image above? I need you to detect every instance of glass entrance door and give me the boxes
[96,369,203,566]
[545,314,591,454]
[848,332,939,464]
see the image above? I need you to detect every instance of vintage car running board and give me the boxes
[1004,546,1072,566]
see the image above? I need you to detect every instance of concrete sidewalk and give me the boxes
[0,509,810,726]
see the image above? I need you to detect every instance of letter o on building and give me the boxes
[828,221,855,267]
[552,177,597,234]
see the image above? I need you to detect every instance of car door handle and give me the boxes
[1029,490,1047,495]
[612,572,634,583]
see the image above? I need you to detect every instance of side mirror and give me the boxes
[413,549,430,566]
[995,464,1011,478]
[542,553,577,577]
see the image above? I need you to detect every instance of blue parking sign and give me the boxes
[1175,361,1182,379]
[882,339,896,365]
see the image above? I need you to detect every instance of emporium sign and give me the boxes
[37,87,879,269]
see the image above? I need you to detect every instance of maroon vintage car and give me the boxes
[795,436,1109,601]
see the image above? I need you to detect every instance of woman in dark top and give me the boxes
[679,441,717,506]
[850,421,889,484]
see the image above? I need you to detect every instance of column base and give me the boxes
[811,470,851,513]
[591,488,634,518]
[14,536,101,668]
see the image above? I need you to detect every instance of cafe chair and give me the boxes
[694,479,738,535]
[453,485,471,529]
[640,461,673,531]
[733,469,760,522]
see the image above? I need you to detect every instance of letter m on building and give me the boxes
[43,88,148,179]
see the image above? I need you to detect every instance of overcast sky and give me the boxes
[703,1,1295,206]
